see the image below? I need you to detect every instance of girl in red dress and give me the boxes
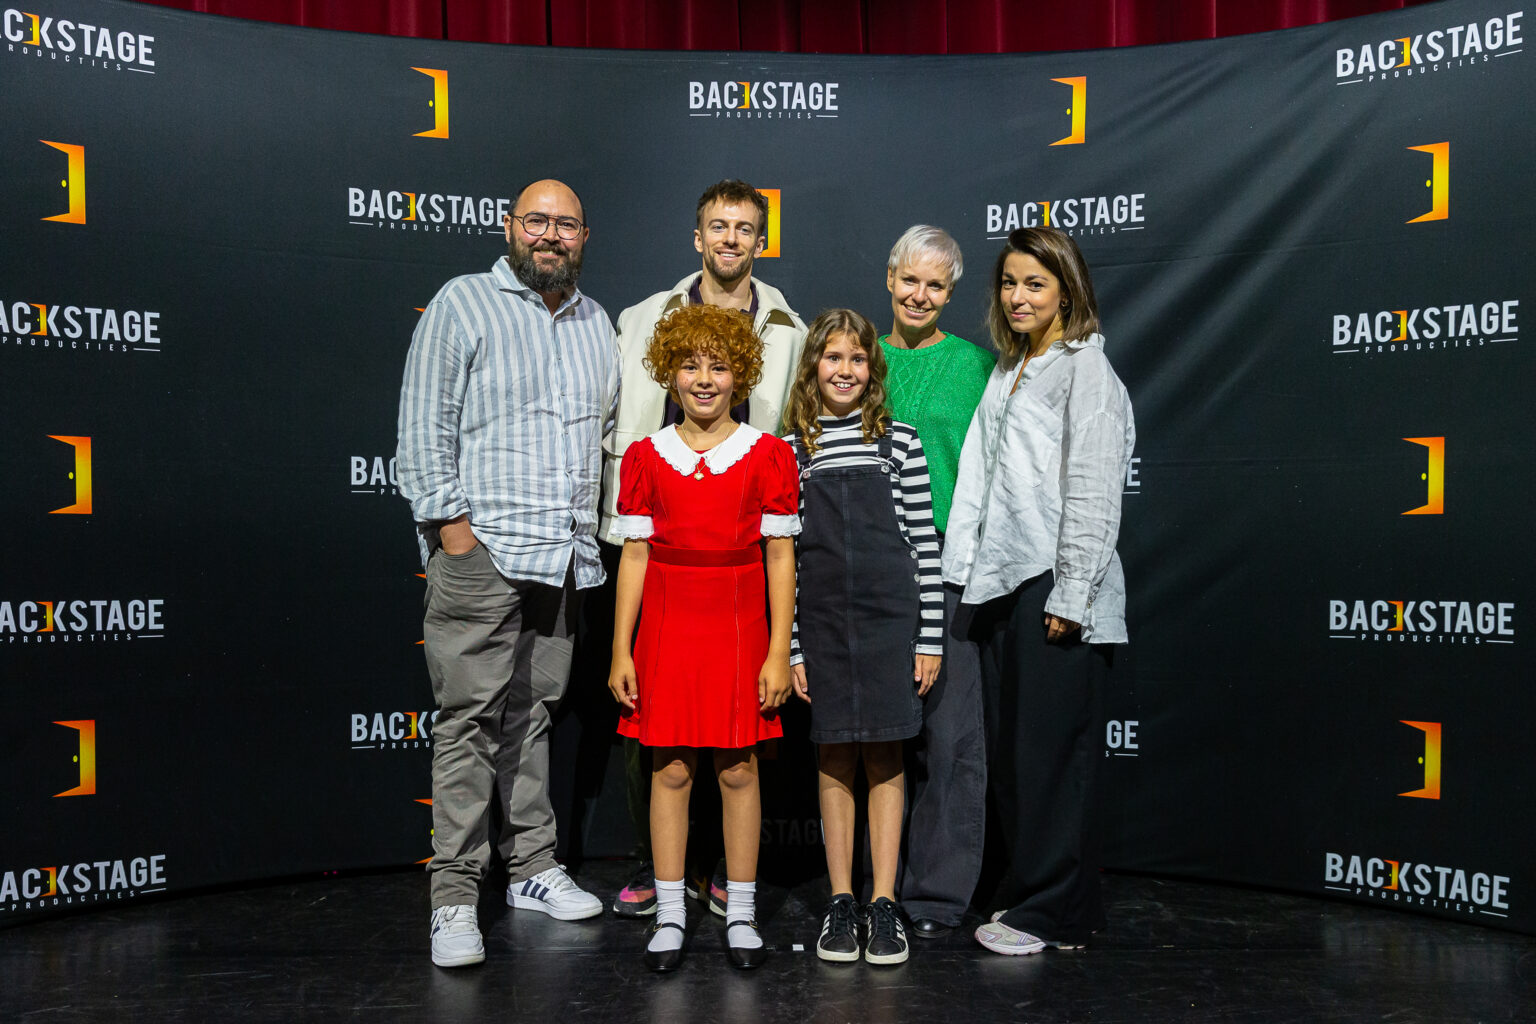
[607,304,799,972]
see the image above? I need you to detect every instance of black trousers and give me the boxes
[972,571,1108,944]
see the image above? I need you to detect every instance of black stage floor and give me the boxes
[5,860,1532,1023]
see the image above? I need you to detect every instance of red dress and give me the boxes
[613,424,800,748]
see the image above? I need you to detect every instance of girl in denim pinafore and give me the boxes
[784,309,945,966]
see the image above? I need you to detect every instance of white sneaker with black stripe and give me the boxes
[506,865,603,920]
[430,904,485,967]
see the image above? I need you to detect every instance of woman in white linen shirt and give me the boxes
[942,226,1134,956]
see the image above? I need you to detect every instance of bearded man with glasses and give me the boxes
[398,179,621,968]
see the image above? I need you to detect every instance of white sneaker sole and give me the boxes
[975,923,1046,956]
[431,947,485,967]
[984,913,1084,951]
[612,899,658,917]
[508,892,603,920]
[816,945,860,963]
[865,946,909,965]
[976,936,1045,955]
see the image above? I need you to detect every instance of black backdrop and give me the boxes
[3,0,1532,932]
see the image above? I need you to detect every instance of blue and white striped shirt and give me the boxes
[397,258,620,588]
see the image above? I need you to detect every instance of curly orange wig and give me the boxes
[643,303,765,401]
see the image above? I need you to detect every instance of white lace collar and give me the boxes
[651,423,765,478]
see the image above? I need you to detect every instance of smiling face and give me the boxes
[694,199,765,286]
[817,331,871,418]
[887,254,954,341]
[999,251,1065,348]
[673,349,736,427]
[503,179,587,295]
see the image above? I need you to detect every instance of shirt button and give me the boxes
[909,550,918,559]
[913,574,920,582]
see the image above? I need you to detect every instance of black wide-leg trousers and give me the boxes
[972,570,1108,945]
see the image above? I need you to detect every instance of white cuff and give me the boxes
[760,513,801,537]
[1044,574,1093,625]
[612,514,654,540]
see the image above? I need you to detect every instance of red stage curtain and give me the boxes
[131,0,1440,50]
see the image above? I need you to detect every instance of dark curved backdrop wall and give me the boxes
[3,0,1532,932]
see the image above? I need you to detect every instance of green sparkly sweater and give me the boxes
[879,332,996,534]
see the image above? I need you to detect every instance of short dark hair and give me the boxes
[695,179,769,237]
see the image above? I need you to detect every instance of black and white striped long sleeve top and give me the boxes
[784,414,945,665]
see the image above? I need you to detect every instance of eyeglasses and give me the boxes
[512,213,585,240]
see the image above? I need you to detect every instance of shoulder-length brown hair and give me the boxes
[784,309,889,455]
[987,227,1102,367]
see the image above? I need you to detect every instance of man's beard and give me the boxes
[509,238,583,294]
[703,247,753,285]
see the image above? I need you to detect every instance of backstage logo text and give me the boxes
[351,710,435,750]
[351,455,399,496]
[1335,11,1523,84]
[1,855,168,913]
[688,78,840,119]
[4,8,157,74]
[1330,298,1517,356]
[347,187,511,235]
[2,298,161,354]
[986,191,1146,238]
[1,598,165,644]
[1105,719,1139,758]
[1328,598,1514,645]
[1323,852,1509,919]
[1123,456,1141,496]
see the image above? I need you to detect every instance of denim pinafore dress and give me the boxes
[794,431,924,745]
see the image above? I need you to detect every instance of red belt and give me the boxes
[648,543,760,567]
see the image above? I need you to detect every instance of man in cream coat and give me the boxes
[599,179,807,544]
[598,178,807,917]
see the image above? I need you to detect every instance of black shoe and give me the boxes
[643,921,685,973]
[816,893,861,962]
[910,917,953,939]
[864,897,909,965]
[725,919,767,969]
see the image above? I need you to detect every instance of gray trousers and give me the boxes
[422,543,577,909]
[898,581,987,925]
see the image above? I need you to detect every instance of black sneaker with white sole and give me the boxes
[864,897,909,965]
[816,893,861,963]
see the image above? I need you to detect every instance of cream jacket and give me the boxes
[598,273,807,546]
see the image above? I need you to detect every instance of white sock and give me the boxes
[648,878,686,953]
[725,880,762,949]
